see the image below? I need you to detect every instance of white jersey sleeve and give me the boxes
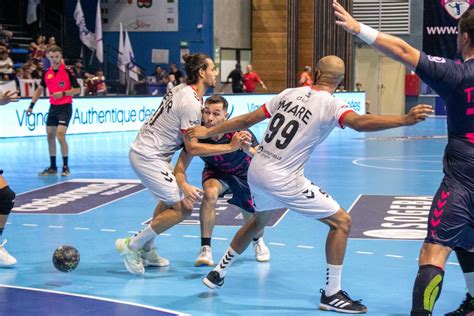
[323,98,354,129]
[131,84,203,161]
[262,88,292,117]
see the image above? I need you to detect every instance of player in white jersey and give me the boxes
[187,55,433,314]
[115,53,248,276]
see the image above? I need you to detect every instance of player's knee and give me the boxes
[203,187,219,203]
[334,210,351,234]
[57,131,66,142]
[0,186,15,215]
[179,203,193,218]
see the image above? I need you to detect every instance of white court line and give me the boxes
[385,254,403,259]
[346,194,362,214]
[297,245,314,249]
[160,233,171,236]
[48,225,63,229]
[0,284,190,316]
[269,242,285,246]
[6,222,11,225]
[356,251,374,255]
[128,231,138,234]
[183,235,198,238]
[211,237,228,241]
[74,227,90,231]
[100,229,116,232]
[447,262,460,266]
[22,224,37,227]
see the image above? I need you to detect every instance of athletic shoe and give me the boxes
[203,270,224,289]
[253,238,270,262]
[195,245,214,267]
[38,167,57,176]
[445,293,474,316]
[115,237,144,275]
[0,240,16,266]
[320,289,368,314]
[61,166,70,177]
[141,247,169,267]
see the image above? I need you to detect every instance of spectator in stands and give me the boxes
[95,70,107,96]
[166,73,176,92]
[0,25,13,48]
[243,64,267,92]
[47,36,56,48]
[299,65,313,87]
[86,70,107,96]
[71,59,86,79]
[13,68,23,90]
[355,82,371,114]
[152,65,167,84]
[226,63,244,93]
[21,64,32,79]
[169,63,184,84]
[30,60,43,79]
[0,50,14,80]
[336,83,346,92]
[29,35,47,62]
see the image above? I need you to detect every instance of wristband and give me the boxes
[29,102,35,109]
[62,91,66,97]
[358,23,379,45]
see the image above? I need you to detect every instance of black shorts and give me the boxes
[425,176,474,252]
[202,168,254,213]
[46,104,73,127]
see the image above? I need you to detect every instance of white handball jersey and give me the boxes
[131,84,203,161]
[251,87,353,182]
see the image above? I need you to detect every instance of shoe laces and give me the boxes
[340,290,363,305]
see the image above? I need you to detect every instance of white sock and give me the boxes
[325,264,343,296]
[465,272,474,297]
[129,225,157,250]
[143,237,156,252]
[214,246,239,278]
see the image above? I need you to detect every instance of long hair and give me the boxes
[183,53,211,84]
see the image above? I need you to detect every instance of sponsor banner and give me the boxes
[13,179,145,214]
[348,195,433,240]
[423,0,474,58]
[144,194,288,227]
[102,0,178,32]
[0,92,365,138]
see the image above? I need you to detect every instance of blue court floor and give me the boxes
[0,116,466,315]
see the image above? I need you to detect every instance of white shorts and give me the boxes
[248,173,340,220]
[129,149,183,205]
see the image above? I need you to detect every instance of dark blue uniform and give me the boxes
[416,52,474,252]
[200,130,259,213]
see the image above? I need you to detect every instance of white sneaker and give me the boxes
[141,247,169,267]
[195,245,214,267]
[115,237,144,275]
[0,240,16,266]
[253,238,270,262]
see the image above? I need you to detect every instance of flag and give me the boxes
[123,29,139,81]
[74,0,96,51]
[26,0,40,25]
[118,23,125,84]
[95,0,103,63]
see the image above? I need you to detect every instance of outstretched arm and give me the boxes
[0,90,19,106]
[342,104,433,132]
[333,0,420,70]
[186,106,268,139]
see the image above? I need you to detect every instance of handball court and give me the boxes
[0,116,465,315]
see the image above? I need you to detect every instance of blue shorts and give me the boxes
[202,168,254,213]
[425,176,474,252]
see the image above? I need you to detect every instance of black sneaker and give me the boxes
[203,270,224,289]
[61,166,71,177]
[320,289,368,314]
[445,293,474,315]
[38,167,58,176]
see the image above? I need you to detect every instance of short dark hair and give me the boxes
[205,94,228,111]
[183,53,211,84]
[46,45,62,54]
[460,8,474,46]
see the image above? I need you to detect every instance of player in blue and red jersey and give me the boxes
[175,95,270,267]
[333,1,474,314]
